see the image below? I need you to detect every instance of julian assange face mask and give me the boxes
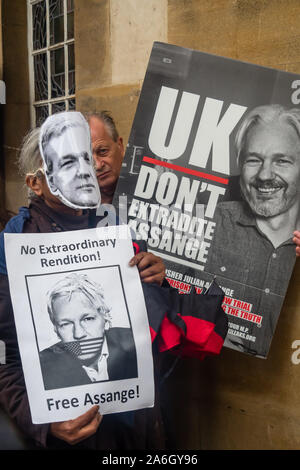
[39,111,101,210]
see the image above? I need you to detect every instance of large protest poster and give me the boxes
[114,42,300,358]
[5,226,154,423]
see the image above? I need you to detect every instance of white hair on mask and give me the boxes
[47,272,112,328]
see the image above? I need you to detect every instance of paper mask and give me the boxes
[39,111,101,209]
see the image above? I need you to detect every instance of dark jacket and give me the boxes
[0,198,227,450]
[0,198,165,450]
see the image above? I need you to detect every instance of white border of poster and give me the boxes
[5,225,154,423]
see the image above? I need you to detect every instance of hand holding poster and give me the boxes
[5,225,154,423]
[114,42,300,358]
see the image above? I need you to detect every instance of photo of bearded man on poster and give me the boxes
[204,104,300,354]
[206,104,300,292]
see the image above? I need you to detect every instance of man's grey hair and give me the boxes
[17,127,44,199]
[235,104,300,166]
[84,110,119,142]
[40,111,90,174]
[47,272,112,328]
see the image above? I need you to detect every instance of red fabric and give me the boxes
[144,281,227,360]
[199,330,224,356]
[149,326,157,342]
[132,242,140,255]
[168,331,224,359]
[177,314,215,347]
[158,316,182,352]
[156,313,226,359]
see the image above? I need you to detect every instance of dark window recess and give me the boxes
[35,105,49,126]
[32,0,47,51]
[51,47,65,98]
[68,43,75,95]
[67,0,74,40]
[34,53,48,101]
[68,98,76,110]
[51,101,66,114]
[49,0,64,45]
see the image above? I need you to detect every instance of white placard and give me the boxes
[5,225,154,423]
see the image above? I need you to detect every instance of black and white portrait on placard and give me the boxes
[5,226,154,423]
[26,267,138,390]
[113,42,300,358]
[39,111,101,210]
[204,104,300,354]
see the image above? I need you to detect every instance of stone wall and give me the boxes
[75,0,167,143]
[2,0,30,213]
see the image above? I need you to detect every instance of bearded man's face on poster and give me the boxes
[240,121,300,218]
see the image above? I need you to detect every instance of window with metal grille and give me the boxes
[27,0,75,126]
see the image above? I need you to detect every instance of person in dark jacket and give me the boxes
[0,112,227,450]
[0,114,166,449]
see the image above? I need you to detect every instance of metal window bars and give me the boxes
[27,0,75,126]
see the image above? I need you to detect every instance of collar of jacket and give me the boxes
[0,206,30,275]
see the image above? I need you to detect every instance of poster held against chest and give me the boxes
[114,41,300,358]
[5,226,154,423]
